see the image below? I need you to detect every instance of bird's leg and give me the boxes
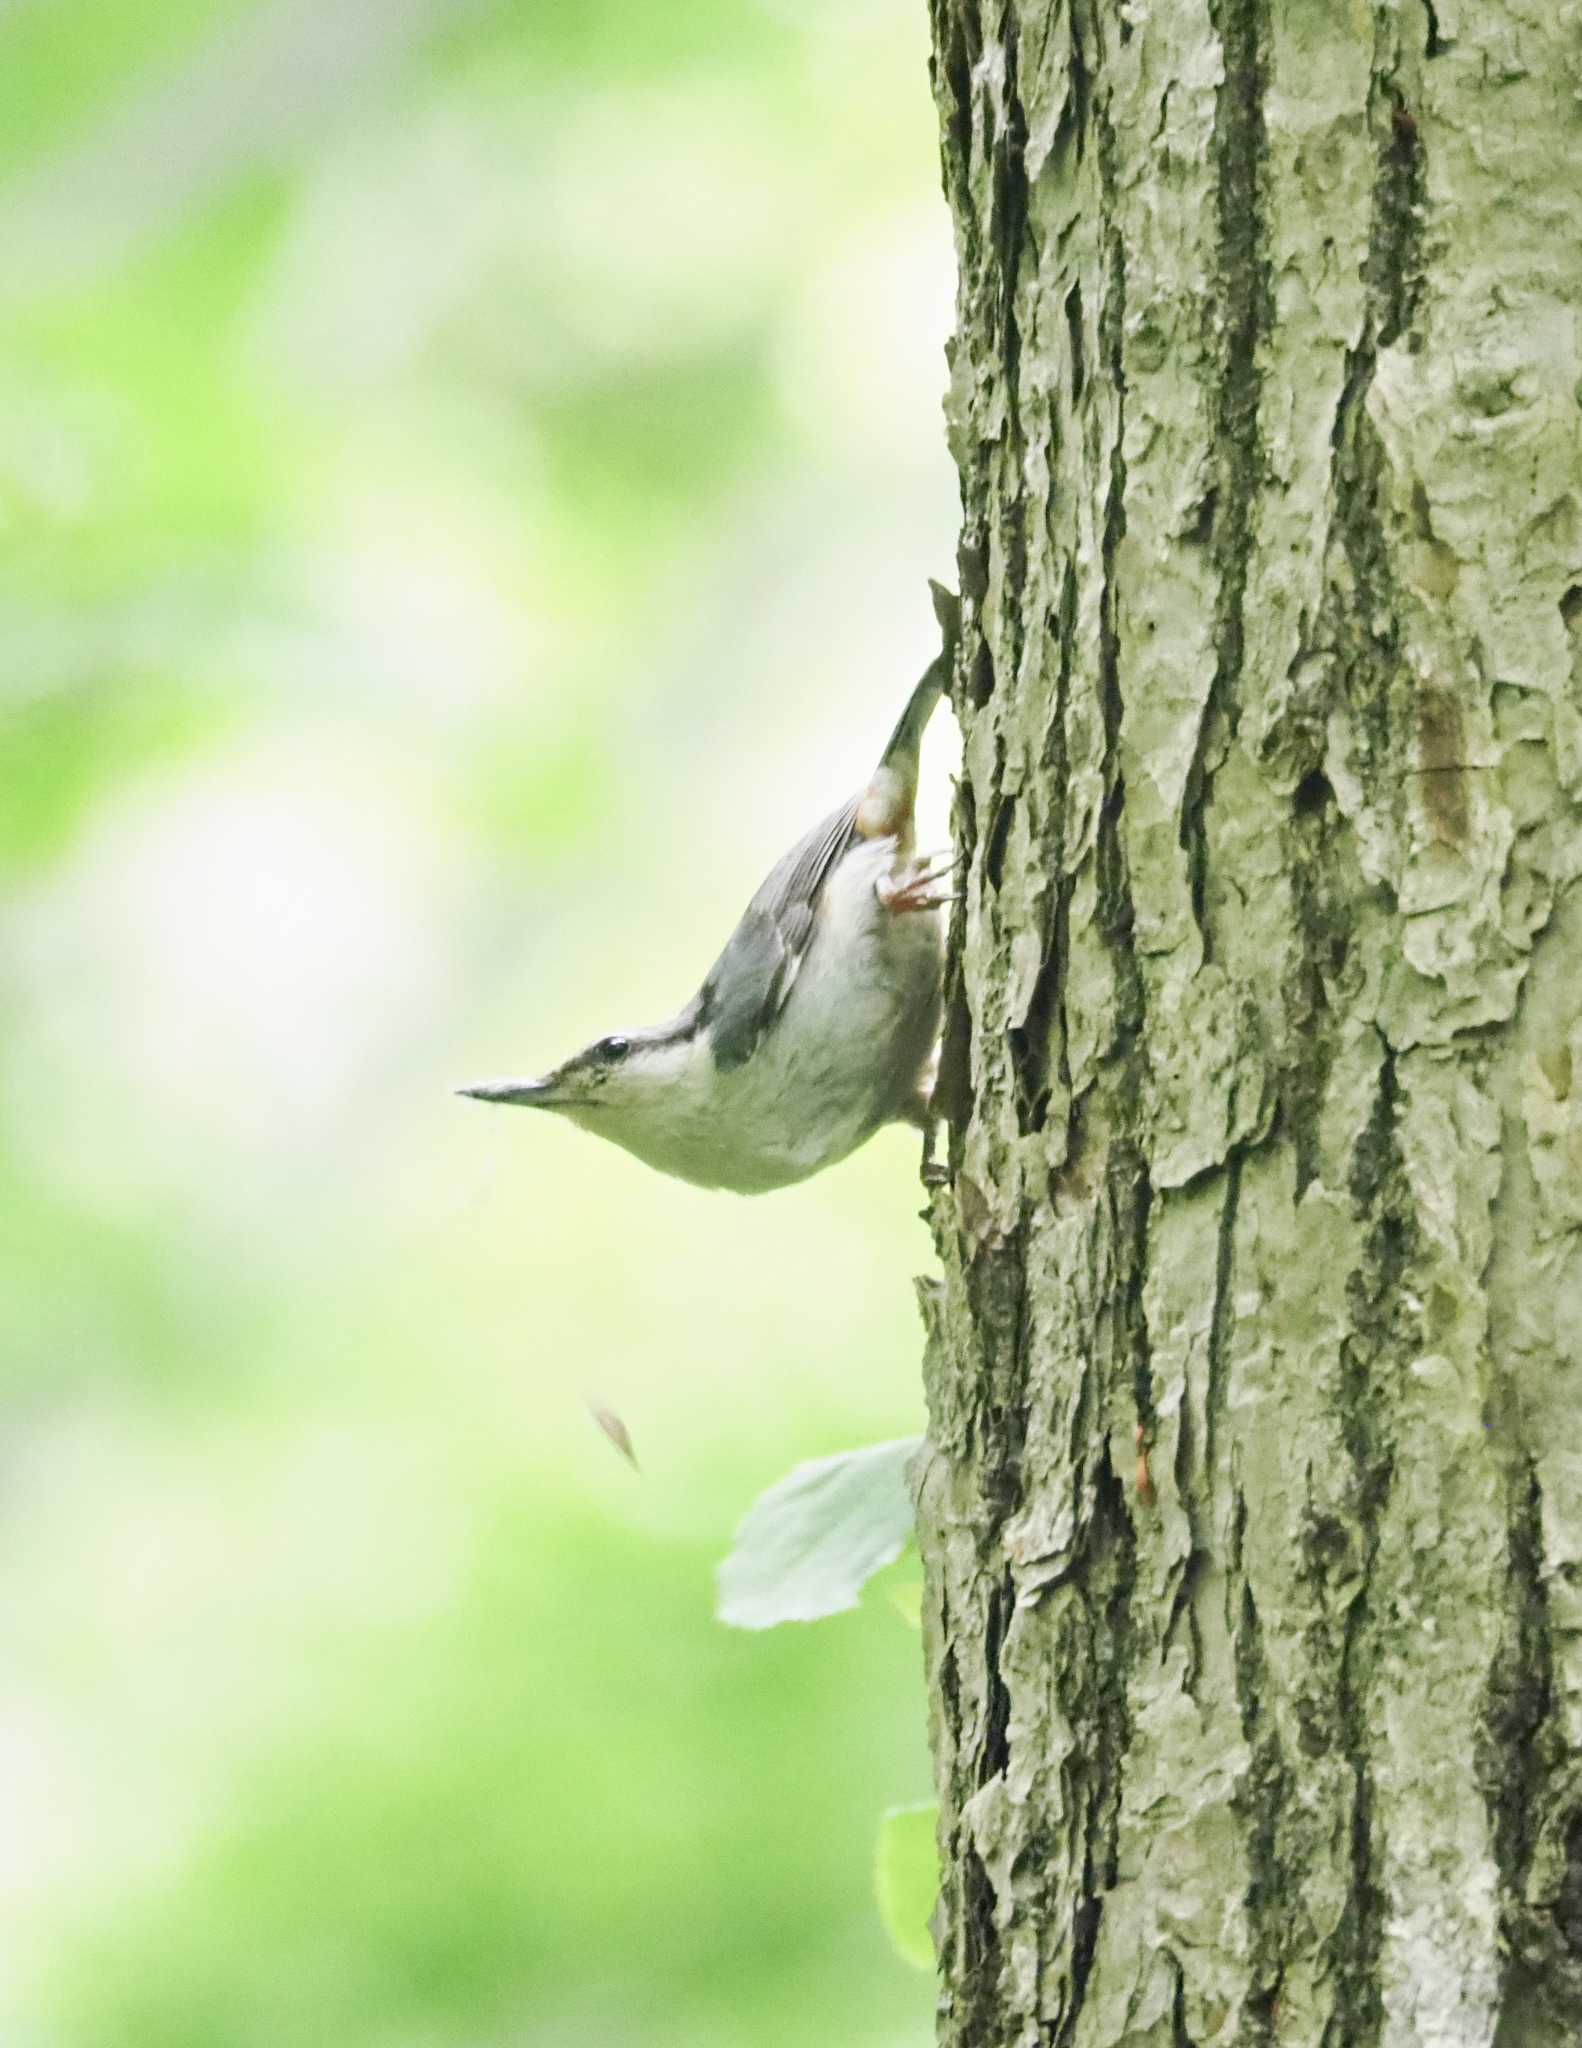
[904,1043,941,1129]
[876,850,958,916]
[919,1117,950,1187]
[909,1046,950,1186]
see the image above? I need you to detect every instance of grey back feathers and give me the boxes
[693,619,955,1074]
[698,796,862,1071]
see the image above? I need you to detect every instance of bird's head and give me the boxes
[457,1026,696,1144]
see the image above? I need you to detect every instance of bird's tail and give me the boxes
[857,580,959,842]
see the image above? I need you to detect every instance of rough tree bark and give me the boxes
[914,3,1582,2043]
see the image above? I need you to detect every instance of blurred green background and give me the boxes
[0,1,959,2042]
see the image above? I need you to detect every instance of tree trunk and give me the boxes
[915,3,1582,2043]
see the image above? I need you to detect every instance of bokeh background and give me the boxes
[0,2,960,2043]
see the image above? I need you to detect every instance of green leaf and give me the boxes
[715,1435,921,1630]
[874,1802,939,1971]
[867,1547,923,1629]
[884,1567,924,1630]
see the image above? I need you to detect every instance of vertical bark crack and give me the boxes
[1235,1578,1292,2044]
[1482,1455,1562,2015]
[1203,1149,1244,1479]
[1320,1040,1409,2047]
[1181,0,1270,955]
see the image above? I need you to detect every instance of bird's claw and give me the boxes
[877,851,958,916]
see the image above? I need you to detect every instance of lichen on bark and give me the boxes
[916,2,1582,2043]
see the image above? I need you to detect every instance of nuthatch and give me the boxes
[458,586,958,1194]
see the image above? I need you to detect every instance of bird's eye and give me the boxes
[598,1035,630,1061]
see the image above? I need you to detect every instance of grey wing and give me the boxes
[699,795,861,1071]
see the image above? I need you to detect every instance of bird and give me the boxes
[457,585,958,1194]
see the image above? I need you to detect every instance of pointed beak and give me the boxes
[454,1076,561,1109]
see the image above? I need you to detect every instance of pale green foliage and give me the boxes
[717,1436,922,1628]
[0,1,957,2043]
[874,1803,941,1972]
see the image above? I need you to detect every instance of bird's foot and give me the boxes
[877,851,957,915]
[913,1056,950,1187]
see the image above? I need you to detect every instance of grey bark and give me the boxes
[915,3,1582,2044]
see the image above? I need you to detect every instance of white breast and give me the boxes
[589,837,942,1193]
